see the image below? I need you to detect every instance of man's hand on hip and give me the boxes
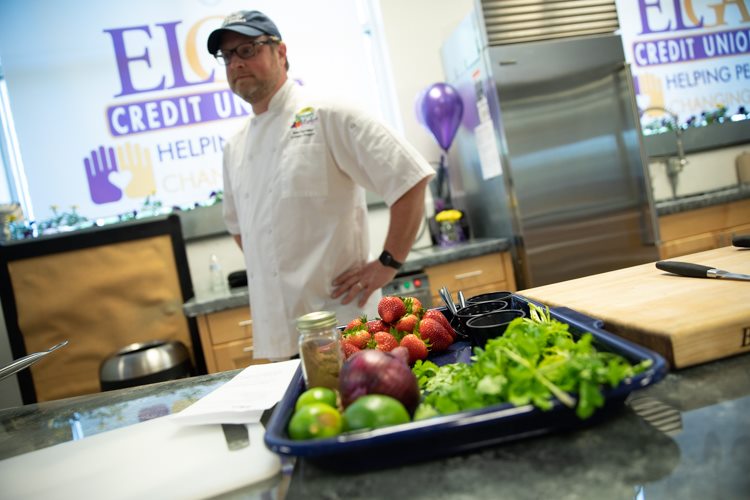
[331,260,398,308]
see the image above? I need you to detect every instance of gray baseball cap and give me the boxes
[207,10,282,55]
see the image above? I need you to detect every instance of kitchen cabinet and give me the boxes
[424,251,517,306]
[196,307,270,373]
[657,198,750,259]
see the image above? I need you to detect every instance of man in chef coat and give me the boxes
[207,11,434,360]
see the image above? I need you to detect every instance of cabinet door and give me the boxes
[715,223,750,248]
[205,307,253,344]
[213,339,270,372]
[425,252,515,305]
[197,307,272,374]
[659,199,750,242]
[658,232,717,259]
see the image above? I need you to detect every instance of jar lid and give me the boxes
[296,310,337,330]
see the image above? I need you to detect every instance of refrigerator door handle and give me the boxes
[622,62,661,247]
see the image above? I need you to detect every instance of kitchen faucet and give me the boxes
[643,106,689,198]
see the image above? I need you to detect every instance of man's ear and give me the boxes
[277,42,288,68]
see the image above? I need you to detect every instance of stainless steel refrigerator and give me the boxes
[441,9,659,289]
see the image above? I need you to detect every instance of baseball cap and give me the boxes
[207,10,282,55]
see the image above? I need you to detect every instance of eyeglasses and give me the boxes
[215,37,280,65]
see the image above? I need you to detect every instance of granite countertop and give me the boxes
[1,350,747,499]
[183,238,510,317]
[655,184,750,216]
[0,371,237,461]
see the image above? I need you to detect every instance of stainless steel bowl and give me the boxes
[99,340,191,391]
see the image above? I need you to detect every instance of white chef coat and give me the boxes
[222,79,435,359]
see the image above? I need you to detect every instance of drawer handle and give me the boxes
[454,270,483,280]
[238,319,253,327]
[242,345,254,353]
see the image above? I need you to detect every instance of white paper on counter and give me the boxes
[171,359,300,425]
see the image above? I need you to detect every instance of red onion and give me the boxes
[339,349,420,414]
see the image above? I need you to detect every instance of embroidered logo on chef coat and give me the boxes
[290,107,318,139]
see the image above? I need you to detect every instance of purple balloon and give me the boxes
[420,83,464,151]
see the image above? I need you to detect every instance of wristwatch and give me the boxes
[378,250,403,270]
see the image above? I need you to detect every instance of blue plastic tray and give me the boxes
[264,296,667,471]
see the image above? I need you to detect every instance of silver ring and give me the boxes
[355,282,364,290]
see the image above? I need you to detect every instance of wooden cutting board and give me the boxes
[519,246,750,369]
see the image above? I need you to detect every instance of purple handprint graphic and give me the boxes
[84,146,123,204]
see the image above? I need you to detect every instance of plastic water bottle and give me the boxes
[209,254,226,293]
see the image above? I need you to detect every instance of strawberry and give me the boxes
[366,319,389,335]
[404,296,424,316]
[345,314,368,332]
[344,329,372,349]
[423,309,456,340]
[394,313,419,334]
[399,333,429,364]
[418,317,453,352]
[378,296,406,324]
[371,331,399,352]
[341,339,361,359]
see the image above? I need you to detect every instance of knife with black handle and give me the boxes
[733,234,750,248]
[656,261,750,281]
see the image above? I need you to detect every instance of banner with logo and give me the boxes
[615,0,750,125]
[0,0,377,221]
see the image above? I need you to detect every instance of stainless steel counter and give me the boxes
[182,238,510,317]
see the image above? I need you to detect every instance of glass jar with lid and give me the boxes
[296,311,344,390]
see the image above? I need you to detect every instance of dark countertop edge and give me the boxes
[655,185,750,217]
[182,238,510,317]
[400,238,510,272]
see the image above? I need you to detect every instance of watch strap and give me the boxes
[378,250,403,269]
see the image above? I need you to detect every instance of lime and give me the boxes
[287,402,343,440]
[295,387,338,412]
[342,394,410,432]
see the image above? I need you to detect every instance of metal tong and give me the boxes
[439,286,460,315]
[0,340,69,382]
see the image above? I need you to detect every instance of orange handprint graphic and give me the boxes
[116,143,156,198]
[636,73,666,116]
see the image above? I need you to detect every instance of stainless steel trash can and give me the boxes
[99,340,192,391]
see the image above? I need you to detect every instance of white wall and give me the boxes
[377,0,474,162]
[649,145,750,201]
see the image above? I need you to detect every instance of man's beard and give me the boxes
[232,71,279,105]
